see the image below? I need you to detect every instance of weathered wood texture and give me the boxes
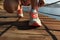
[0,10,60,40]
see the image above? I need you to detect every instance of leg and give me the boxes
[38,0,45,7]
[17,0,23,17]
[31,0,39,10]
[29,0,42,27]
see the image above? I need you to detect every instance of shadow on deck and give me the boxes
[0,11,60,40]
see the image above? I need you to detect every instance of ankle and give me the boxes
[30,9,39,19]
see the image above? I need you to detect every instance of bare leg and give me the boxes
[29,0,42,27]
[17,0,23,17]
[38,0,45,7]
[31,0,38,10]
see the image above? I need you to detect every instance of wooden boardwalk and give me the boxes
[0,10,60,40]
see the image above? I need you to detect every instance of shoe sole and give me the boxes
[29,22,42,27]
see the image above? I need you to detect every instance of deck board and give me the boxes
[0,10,60,40]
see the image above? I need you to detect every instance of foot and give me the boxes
[29,18,42,27]
[17,5,24,18]
[17,8,24,18]
[29,9,42,27]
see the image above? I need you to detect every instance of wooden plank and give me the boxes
[0,11,60,40]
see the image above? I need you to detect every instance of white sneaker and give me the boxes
[17,5,24,17]
[29,9,42,27]
[17,9,24,17]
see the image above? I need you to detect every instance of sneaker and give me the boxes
[29,9,42,27]
[17,5,24,18]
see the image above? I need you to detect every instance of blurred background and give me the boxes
[0,0,60,20]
